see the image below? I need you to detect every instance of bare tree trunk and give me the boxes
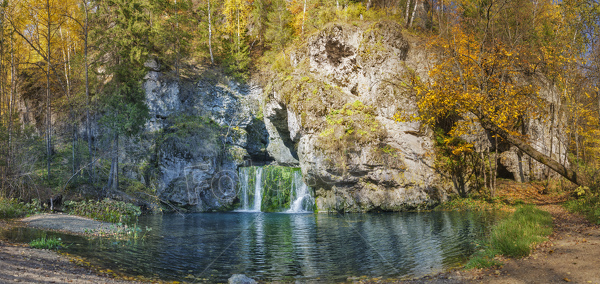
[8,36,15,172]
[1,30,5,193]
[46,0,52,180]
[408,0,418,28]
[0,16,3,126]
[4,33,16,191]
[82,0,94,183]
[174,0,180,81]
[545,102,555,188]
[60,27,78,177]
[208,0,214,64]
[439,0,444,32]
[237,5,240,54]
[0,20,5,195]
[478,115,587,186]
[481,149,487,193]
[405,0,411,26]
[106,153,114,193]
[575,127,580,161]
[106,133,119,193]
[302,0,307,34]
[488,144,496,197]
[114,133,119,191]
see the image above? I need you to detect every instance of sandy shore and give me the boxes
[0,216,145,283]
[20,213,122,236]
[0,240,143,284]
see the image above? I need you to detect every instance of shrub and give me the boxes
[0,198,34,219]
[564,190,600,224]
[64,199,141,224]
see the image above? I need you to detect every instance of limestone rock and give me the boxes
[228,274,257,284]
[128,72,270,211]
[264,99,299,166]
[265,21,443,212]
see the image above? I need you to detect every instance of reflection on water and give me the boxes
[0,211,499,282]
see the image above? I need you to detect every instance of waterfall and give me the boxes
[239,167,250,210]
[236,166,313,213]
[253,167,263,211]
[287,171,314,213]
[237,167,261,212]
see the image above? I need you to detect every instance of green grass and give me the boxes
[465,246,502,269]
[29,236,64,250]
[466,205,553,268]
[491,205,553,257]
[564,193,600,224]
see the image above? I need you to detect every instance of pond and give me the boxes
[1,211,499,283]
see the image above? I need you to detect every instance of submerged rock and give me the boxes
[228,274,257,284]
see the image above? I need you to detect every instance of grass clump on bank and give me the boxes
[564,187,600,224]
[435,197,512,212]
[466,205,552,269]
[30,236,64,250]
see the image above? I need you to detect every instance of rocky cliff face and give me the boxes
[133,21,567,212]
[497,82,569,183]
[132,68,269,211]
[263,22,442,212]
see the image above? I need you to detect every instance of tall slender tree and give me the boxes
[93,0,150,192]
[9,0,66,180]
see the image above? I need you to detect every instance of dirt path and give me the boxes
[0,240,143,284]
[0,216,143,283]
[468,204,600,284]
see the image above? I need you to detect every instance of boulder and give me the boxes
[228,274,257,284]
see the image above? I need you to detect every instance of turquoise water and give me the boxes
[1,211,498,282]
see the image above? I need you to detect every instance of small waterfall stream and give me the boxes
[237,166,314,213]
[239,167,250,210]
[253,167,263,211]
[287,171,315,213]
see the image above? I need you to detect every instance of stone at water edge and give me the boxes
[228,274,257,284]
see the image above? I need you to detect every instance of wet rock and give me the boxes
[228,274,257,284]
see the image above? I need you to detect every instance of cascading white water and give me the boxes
[253,167,263,211]
[239,167,250,210]
[287,171,314,213]
[237,166,313,213]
